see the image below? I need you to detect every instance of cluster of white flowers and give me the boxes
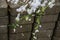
[8,0,55,40]
[27,0,41,14]
[15,0,55,14]
[7,0,19,4]
[16,4,28,12]
[48,0,55,8]
[8,0,55,12]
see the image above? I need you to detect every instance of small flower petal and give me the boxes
[39,25,42,28]
[49,4,55,8]
[27,9,33,14]
[20,25,23,28]
[36,10,40,13]
[7,0,10,2]
[13,29,16,32]
[21,33,24,36]
[33,36,37,39]
[29,19,31,21]
[35,30,39,33]
[32,33,35,35]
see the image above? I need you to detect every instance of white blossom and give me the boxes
[30,0,41,9]
[16,8,22,12]
[23,0,26,2]
[9,1,55,40]
[7,0,10,2]
[15,17,20,22]
[49,4,55,8]
[32,14,35,16]
[28,1,32,4]
[48,34,51,37]
[27,7,36,14]
[41,0,48,7]
[36,10,40,13]
[11,0,14,3]
[31,7,36,12]
[15,13,20,22]
[27,9,33,14]
[11,0,19,4]
[13,29,16,32]
[48,0,55,6]
[16,4,28,12]
[21,33,24,36]
[48,2,53,6]
[51,0,55,3]
[33,36,37,39]
[29,0,41,12]
[32,33,35,35]
[35,30,39,33]
[16,24,19,26]
[20,25,23,28]
[16,6,25,12]
[26,17,29,21]
[48,0,55,8]
[43,0,48,4]
[29,18,31,21]
[14,0,19,4]
[41,1,47,6]
[28,0,42,13]
[39,25,42,28]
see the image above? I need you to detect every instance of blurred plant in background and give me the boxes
[7,0,55,40]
